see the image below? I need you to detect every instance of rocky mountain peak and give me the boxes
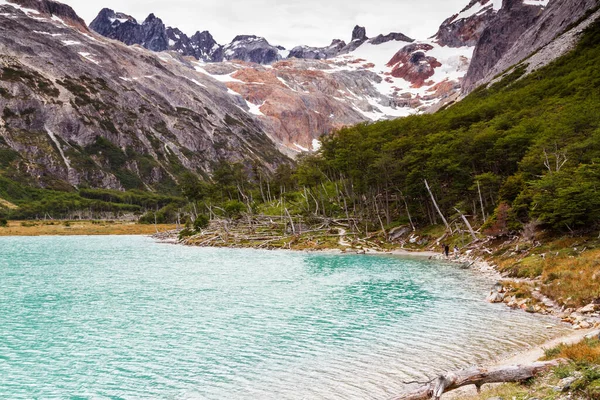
[351,25,368,42]
[143,13,158,23]
[7,0,88,31]
[232,34,259,42]
[462,0,548,91]
[222,35,285,64]
[434,0,497,47]
[90,9,223,62]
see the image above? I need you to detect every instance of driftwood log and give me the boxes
[393,359,565,400]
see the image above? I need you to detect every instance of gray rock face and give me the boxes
[342,25,369,53]
[90,9,223,62]
[462,0,546,92]
[351,25,368,42]
[0,3,287,190]
[463,0,599,92]
[8,0,88,31]
[190,31,224,62]
[368,32,414,45]
[288,39,347,60]
[434,0,497,47]
[221,35,284,64]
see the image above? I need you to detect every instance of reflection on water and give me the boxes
[0,236,567,399]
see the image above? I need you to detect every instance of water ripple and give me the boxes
[0,236,568,399]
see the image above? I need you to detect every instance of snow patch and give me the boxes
[294,143,309,152]
[187,78,207,88]
[312,139,322,151]
[523,0,549,6]
[194,65,244,83]
[452,1,493,22]
[61,40,81,46]
[51,15,69,27]
[246,101,265,116]
[33,30,62,37]
[80,32,101,43]
[79,52,100,65]
[45,126,71,172]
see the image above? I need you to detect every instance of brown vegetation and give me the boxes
[0,220,177,236]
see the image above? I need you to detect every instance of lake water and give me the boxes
[0,235,566,399]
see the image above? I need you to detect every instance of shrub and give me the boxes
[193,215,210,232]
[178,228,194,240]
[224,200,245,219]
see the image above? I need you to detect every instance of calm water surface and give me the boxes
[0,236,566,399]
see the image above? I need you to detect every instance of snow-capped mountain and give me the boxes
[87,2,502,151]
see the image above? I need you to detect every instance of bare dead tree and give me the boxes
[393,359,564,400]
[424,179,452,233]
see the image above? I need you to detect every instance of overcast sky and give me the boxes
[63,0,468,48]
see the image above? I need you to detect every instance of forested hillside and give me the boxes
[300,16,600,235]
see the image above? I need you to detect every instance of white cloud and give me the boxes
[63,0,469,48]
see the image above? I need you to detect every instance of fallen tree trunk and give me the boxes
[393,359,565,400]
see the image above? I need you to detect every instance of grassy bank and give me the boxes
[0,220,177,236]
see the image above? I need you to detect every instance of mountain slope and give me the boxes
[463,0,598,92]
[0,0,287,191]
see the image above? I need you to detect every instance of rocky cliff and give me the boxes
[434,0,497,47]
[463,0,599,92]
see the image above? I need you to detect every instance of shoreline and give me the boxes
[447,327,599,399]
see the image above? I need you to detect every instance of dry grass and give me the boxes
[490,235,600,308]
[0,220,177,236]
[540,248,600,308]
[544,338,600,365]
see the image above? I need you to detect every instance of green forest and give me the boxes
[2,18,600,237]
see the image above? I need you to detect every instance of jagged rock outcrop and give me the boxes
[341,25,370,53]
[434,0,497,47]
[351,25,368,42]
[221,35,285,64]
[462,0,547,92]
[0,1,287,190]
[288,39,347,60]
[463,0,599,92]
[369,32,414,45]
[90,9,223,62]
[190,31,223,62]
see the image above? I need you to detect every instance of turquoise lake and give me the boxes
[0,235,566,399]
